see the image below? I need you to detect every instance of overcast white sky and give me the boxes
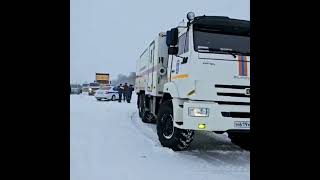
[70,0,250,84]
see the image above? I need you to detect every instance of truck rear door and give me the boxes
[147,41,155,92]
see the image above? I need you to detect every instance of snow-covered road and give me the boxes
[70,94,250,180]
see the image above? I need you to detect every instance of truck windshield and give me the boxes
[193,30,250,55]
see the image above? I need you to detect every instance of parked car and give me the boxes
[71,84,82,94]
[95,86,119,101]
[82,83,89,93]
[88,82,100,96]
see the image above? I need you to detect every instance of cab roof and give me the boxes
[192,16,250,36]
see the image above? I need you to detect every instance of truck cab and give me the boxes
[136,12,250,151]
[88,82,100,96]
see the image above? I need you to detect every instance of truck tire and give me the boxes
[138,94,155,123]
[97,98,101,101]
[229,133,250,151]
[156,101,194,151]
[143,111,155,123]
[138,94,143,118]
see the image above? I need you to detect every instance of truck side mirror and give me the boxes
[168,47,178,55]
[166,28,178,46]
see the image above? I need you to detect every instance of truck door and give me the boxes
[171,32,188,81]
[147,42,155,92]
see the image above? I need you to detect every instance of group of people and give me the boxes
[117,83,134,103]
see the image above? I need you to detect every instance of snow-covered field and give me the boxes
[70,94,250,180]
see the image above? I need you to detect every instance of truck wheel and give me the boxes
[142,111,155,123]
[229,133,250,151]
[137,94,140,109]
[138,94,155,123]
[138,95,143,118]
[97,98,101,101]
[111,95,116,101]
[157,101,194,151]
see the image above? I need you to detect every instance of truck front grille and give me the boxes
[221,112,250,118]
[215,84,250,119]
[214,101,250,106]
[215,84,250,89]
[217,92,249,98]
[215,84,250,98]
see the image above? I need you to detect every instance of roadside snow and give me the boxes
[70,94,250,180]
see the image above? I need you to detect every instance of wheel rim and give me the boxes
[145,112,153,121]
[162,114,174,139]
[112,96,115,100]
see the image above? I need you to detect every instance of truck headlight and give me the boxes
[188,107,209,117]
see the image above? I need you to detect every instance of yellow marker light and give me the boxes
[198,123,206,129]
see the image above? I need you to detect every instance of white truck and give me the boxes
[135,12,250,151]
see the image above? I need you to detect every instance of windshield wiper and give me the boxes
[197,47,249,58]
[220,49,250,57]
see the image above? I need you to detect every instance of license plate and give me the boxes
[234,121,250,128]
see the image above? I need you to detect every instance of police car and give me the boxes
[95,86,119,101]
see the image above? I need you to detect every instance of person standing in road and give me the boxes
[123,83,129,102]
[126,84,134,103]
[117,84,124,102]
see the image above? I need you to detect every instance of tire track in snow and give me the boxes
[130,111,161,147]
[129,111,249,173]
[183,133,250,172]
[194,151,249,172]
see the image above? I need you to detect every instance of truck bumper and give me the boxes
[174,100,250,131]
